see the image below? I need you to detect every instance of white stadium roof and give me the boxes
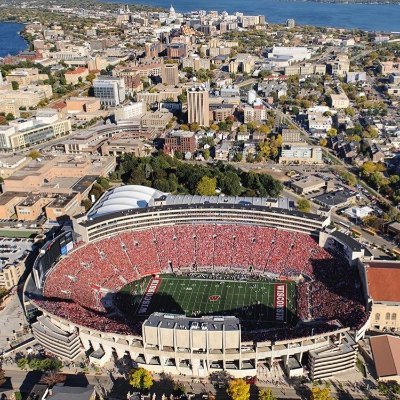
[88,185,165,218]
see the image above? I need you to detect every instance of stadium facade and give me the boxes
[25,185,372,380]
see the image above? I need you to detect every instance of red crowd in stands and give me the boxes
[40,223,368,337]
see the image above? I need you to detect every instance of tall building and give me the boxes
[162,64,179,86]
[93,76,126,106]
[187,86,210,127]
[167,43,187,59]
[286,19,295,28]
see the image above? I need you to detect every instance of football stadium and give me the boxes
[26,185,372,380]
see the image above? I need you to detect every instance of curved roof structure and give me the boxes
[88,185,165,219]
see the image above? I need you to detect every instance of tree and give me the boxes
[311,385,333,400]
[6,113,15,121]
[196,176,216,196]
[173,381,186,396]
[28,150,42,160]
[227,378,250,400]
[190,122,200,132]
[16,358,29,370]
[97,177,110,190]
[378,380,400,400]
[340,171,357,186]
[258,140,271,158]
[232,152,243,162]
[246,153,255,163]
[326,128,337,137]
[239,124,248,133]
[11,81,19,90]
[319,138,327,147]
[203,149,211,161]
[258,125,271,135]
[221,171,242,196]
[129,368,153,392]
[258,388,276,400]
[297,198,311,212]
[81,199,92,211]
[86,73,96,84]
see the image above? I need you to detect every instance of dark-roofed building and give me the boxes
[370,335,400,383]
[47,384,95,400]
[312,189,357,209]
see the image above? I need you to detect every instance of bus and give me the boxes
[351,227,362,237]
[392,248,400,258]
[362,227,377,236]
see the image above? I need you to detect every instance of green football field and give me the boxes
[119,274,297,324]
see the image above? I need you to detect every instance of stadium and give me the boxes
[26,185,372,380]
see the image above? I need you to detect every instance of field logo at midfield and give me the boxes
[274,283,286,322]
[137,277,161,315]
[209,295,221,302]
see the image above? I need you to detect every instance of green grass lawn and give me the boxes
[0,229,37,238]
[120,274,297,324]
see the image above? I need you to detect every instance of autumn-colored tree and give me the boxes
[189,122,200,132]
[258,125,271,135]
[258,388,276,400]
[326,128,337,137]
[129,368,153,392]
[196,176,217,196]
[227,378,250,400]
[311,384,333,400]
[297,198,311,212]
[28,150,42,160]
[258,140,271,158]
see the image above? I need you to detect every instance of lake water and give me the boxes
[106,0,400,32]
[0,22,28,58]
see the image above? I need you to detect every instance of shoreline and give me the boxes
[101,0,400,31]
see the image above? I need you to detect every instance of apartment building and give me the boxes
[330,93,350,109]
[187,86,210,127]
[243,103,267,124]
[164,130,196,155]
[229,54,256,74]
[162,63,179,86]
[182,56,211,72]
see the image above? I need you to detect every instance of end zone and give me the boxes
[274,283,287,322]
[137,276,161,315]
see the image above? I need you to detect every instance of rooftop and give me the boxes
[370,335,400,378]
[366,261,400,303]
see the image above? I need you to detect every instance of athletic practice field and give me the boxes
[119,274,297,324]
